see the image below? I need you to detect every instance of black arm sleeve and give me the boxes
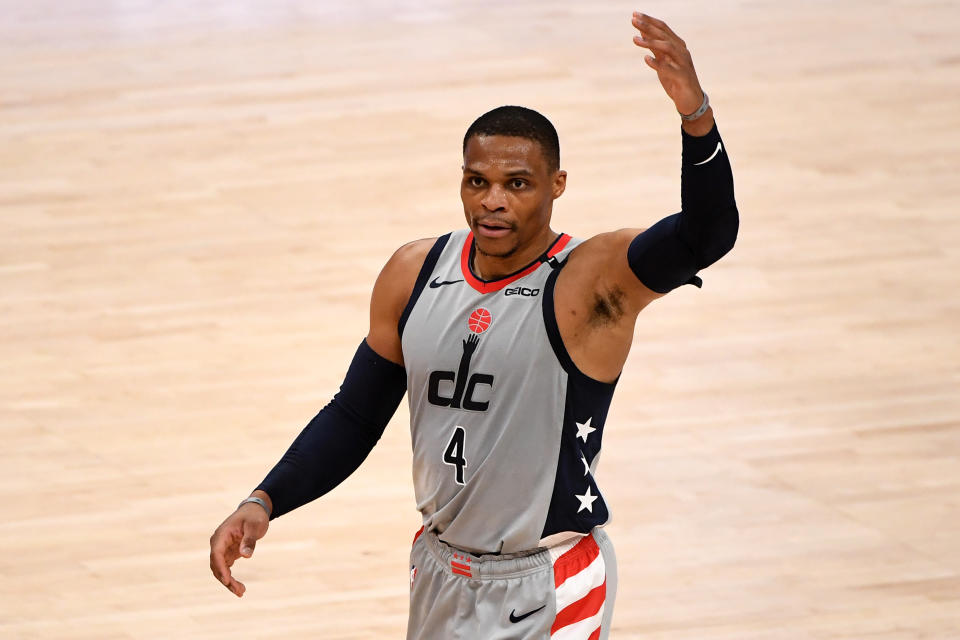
[627,122,739,293]
[255,339,407,519]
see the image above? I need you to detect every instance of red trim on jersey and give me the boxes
[550,580,606,634]
[553,534,601,589]
[460,232,571,293]
[412,526,424,547]
[587,626,602,640]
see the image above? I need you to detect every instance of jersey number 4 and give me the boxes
[443,426,467,485]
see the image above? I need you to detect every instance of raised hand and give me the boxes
[631,12,707,120]
[462,333,480,354]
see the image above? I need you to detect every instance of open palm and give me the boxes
[631,12,704,116]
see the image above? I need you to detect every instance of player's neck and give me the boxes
[472,227,558,281]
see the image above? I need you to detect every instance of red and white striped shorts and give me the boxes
[407,527,617,639]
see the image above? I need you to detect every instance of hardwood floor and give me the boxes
[2,1,958,637]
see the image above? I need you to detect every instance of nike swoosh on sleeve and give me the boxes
[693,142,722,166]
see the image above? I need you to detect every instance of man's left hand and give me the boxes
[631,12,705,116]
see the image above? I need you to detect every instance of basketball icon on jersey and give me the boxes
[468,308,492,334]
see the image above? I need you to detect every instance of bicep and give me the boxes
[624,215,703,295]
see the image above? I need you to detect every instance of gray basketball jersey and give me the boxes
[399,229,618,555]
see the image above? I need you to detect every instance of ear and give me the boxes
[552,170,567,199]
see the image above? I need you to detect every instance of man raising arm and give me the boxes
[554,11,737,383]
[210,11,737,639]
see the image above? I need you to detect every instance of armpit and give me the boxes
[588,285,627,327]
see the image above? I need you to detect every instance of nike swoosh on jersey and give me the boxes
[509,604,546,623]
[693,141,722,166]
[429,277,464,288]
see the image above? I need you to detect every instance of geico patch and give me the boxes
[504,286,540,297]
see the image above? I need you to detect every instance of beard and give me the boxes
[474,235,520,259]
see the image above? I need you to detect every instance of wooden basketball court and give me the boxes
[2,0,959,637]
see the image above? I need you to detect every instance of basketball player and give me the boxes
[210,12,738,639]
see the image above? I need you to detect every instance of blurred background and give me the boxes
[2,0,958,638]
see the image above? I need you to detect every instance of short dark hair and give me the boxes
[463,106,560,172]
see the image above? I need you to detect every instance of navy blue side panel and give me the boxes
[540,366,618,538]
[541,262,621,387]
[541,262,619,539]
[398,233,451,338]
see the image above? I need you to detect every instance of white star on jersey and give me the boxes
[580,453,590,476]
[575,485,598,513]
[575,417,596,442]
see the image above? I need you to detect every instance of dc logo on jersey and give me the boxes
[410,565,418,588]
[427,308,495,411]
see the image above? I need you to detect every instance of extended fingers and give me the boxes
[633,35,676,55]
[632,12,680,40]
[632,13,684,50]
[633,36,683,69]
[650,15,680,39]
[632,15,674,56]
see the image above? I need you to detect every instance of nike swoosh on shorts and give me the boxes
[509,604,547,623]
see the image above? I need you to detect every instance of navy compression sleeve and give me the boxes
[255,339,406,519]
[627,123,739,293]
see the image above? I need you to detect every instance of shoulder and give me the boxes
[375,236,439,307]
[384,237,438,278]
[567,228,643,262]
[367,237,441,365]
[563,228,644,293]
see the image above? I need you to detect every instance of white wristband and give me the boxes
[679,91,709,121]
[238,496,270,517]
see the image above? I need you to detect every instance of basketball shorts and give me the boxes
[407,527,617,639]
